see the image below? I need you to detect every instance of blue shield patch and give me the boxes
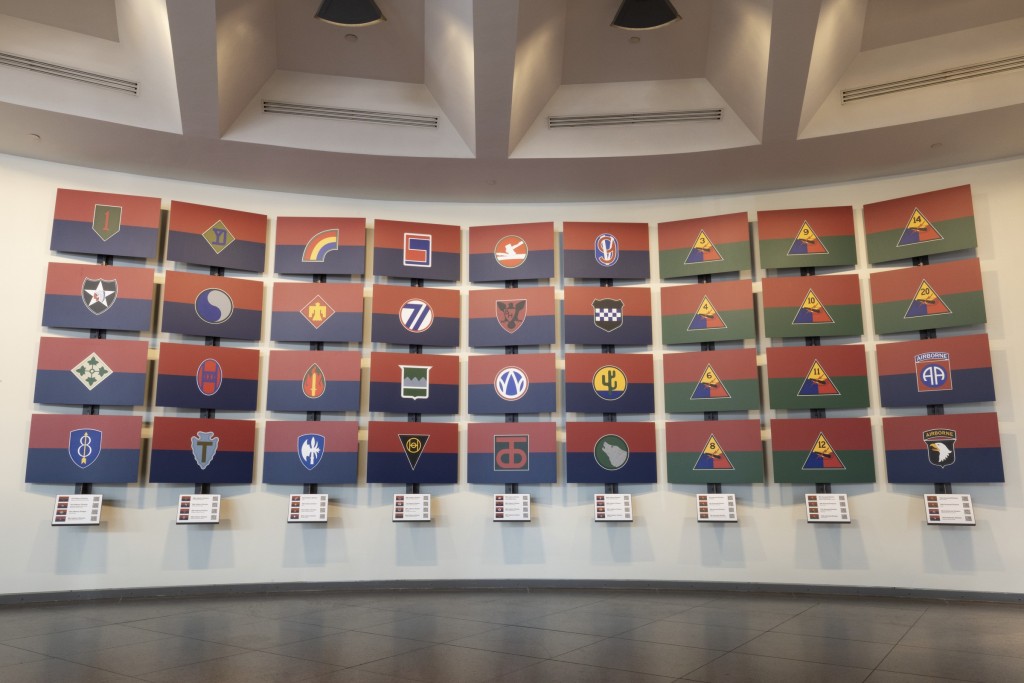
[298,433,325,471]
[68,428,102,469]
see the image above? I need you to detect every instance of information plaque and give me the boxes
[394,493,431,522]
[697,493,737,522]
[925,494,975,526]
[288,494,328,523]
[494,494,530,521]
[52,494,102,526]
[176,494,220,524]
[594,493,632,522]
[805,493,851,523]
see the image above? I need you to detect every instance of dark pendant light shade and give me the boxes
[315,0,386,27]
[611,0,680,30]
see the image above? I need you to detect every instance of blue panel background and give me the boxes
[366,452,458,484]
[26,448,140,484]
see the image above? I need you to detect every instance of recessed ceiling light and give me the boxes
[629,36,641,44]
[612,0,680,31]
[27,133,41,142]
[345,33,358,42]
[315,0,386,27]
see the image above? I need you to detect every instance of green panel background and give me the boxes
[872,291,986,334]
[772,449,876,484]
[665,378,760,413]
[662,311,757,344]
[668,451,765,484]
[767,377,870,410]
[660,243,752,279]
[866,217,977,264]
[759,235,857,270]
[762,303,863,338]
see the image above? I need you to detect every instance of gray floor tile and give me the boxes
[899,622,1024,659]
[195,617,344,649]
[800,602,925,626]
[357,615,501,643]
[736,631,893,669]
[0,657,141,683]
[284,605,410,631]
[620,619,763,650]
[666,606,794,631]
[556,637,724,678]
[356,643,541,683]
[494,659,677,683]
[137,650,338,683]
[0,643,48,668]
[772,613,912,644]
[128,609,263,639]
[304,669,419,683]
[449,624,603,658]
[0,609,107,641]
[265,630,430,667]
[64,599,209,625]
[413,601,564,626]
[865,671,973,683]
[682,651,871,683]
[58,635,248,676]
[3,624,172,656]
[700,595,819,615]
[914,604,1024,634]
[878,644,1024,682]
[573,600,695,620]
[520,610,656,637]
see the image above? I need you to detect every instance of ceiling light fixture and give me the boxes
[611,0,680,30]
[315,0,386,27]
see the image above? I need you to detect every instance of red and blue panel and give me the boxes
[469,222,554,282]
[262,421,358,485]
[155,342,259,411]
[564,286,652,346]
[563,222,650,280]
[467,422,557,484]
[162,270,263,341]
[166,200,268,272]
[266,350,361,412]
[565,421,657,484]
[373,219,460,281]
[366,421,459,484]
[883,413,1003,484]
[34,337,149,407]
[877,333,995,407]
[370,284,460,347]
[50,188,161,259]
[26,414,141,484]
[468,286,556,348]
[368,351,459,414]
[274,216,366,275]
[565,353,654,414]
[43,262,154,332]
[467,353,556,415]
[270,282,363,343]
[149,417,255,484]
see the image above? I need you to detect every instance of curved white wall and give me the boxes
[3,152,1023,597]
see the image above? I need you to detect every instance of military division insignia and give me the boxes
[399,434,428,469]
[191,431,219,470]
[799,360,840,397]
[92,204,122,241]
[400,365,430,400]
[802,432,846,470]
[494,367,529,401]
[195,358,223,396]
[898,208,943,247]
[592,365,627,401]
[688,295,726,331]
[302,295,335,329]
[594,233,619,267]
[592,298,624,332]
[82,278,118,314]
[68,428,102,469]
[594,434,630,471]
[494,434,529,472]
[925,429,956,469]
[302,229,340,263]
[72,353,112,390]
[403,233,432,267]
[494,235,528,268]
[496,299,527,333]
[202,220,234,254]
[693,434,734,471]
[793,289,834,325]
[686,230,723,264]
[691,364,730,400]
[915,352,951,392]
[195,288,234,325]
[400,298,434,333]
[905,280,951,318]
[303,363,327,399]
[788,221,829,255]
[298,433,325,471]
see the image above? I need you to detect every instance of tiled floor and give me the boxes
[0,588,1020,682]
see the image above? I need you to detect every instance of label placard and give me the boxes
[176,494,220,524]
[805,493,851,523]
[52,494,102,526]
[697,493,738,522]
[394,493,431,522]
[594,493,633,522]
[288,494,328,523]
[925,494,975,526]
[494,493,531,522]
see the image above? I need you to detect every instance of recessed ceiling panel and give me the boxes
[0,0,118,42]
[861,0,1024,51]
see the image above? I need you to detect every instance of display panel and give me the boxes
[368,351,459,414]
[266,350,361,412]
[162,270,263,341]
[155,343,259,411]
[372,219,461,281]
[149,417,255,484]
[563,222,650,280]
[661,280,755,344]
[50,188,161,259]
[870,258,986,334]
[761,273,863,339]
[757,206,857,269]
[883,413,1003,484]
[262,421,359,485]
[366,421,459,484]
[274,216,366,275]
[370,284,460,347]
[468,222,555,282]
[35,337,149,406]
[564,353,654,414]
[467,422,557,484]
[771,418,875,484]
[864,185,977,264]
[467,353,556,415]
[43,262,154,332]
[468,286,556,347]
[658,212,751,278]
[26,414,142,484]
[564,286,652,346]
[876,333,995,407]
[270,282,364,343]
[166,200,268,272]
[565,421,657,484]
[667,420,764,484]
[664,348,760,413]
[766,344,869,410]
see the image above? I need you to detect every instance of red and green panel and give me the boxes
[658,212,751,278]
[661,280,755,344]
[664,348,760,413]
[761,273,863,339]
[766,344,869,410]
[864,185,977,264]
[667,420,764,484]
[869,258,985,334]
[771,418,875,484]
[757,206,856,270]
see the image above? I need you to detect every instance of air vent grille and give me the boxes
[0,51,137,94]
[263,100,438,128]
[548,109,722,128]
[842,54,1024,103]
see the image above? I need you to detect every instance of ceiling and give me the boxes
[0,0,1022,203]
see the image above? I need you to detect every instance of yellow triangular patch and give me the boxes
[696,295,718,319]
[702,434,725,457]
[796,221,819,244]
[700,364,721,388]
[907,208,932,231]
[811,432,835,457]
[801,289,824,312]
[805,360,831,385]
[915,279,939,304]
[693,230,715,252]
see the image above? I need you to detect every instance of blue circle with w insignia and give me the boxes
[494,367,529,401]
